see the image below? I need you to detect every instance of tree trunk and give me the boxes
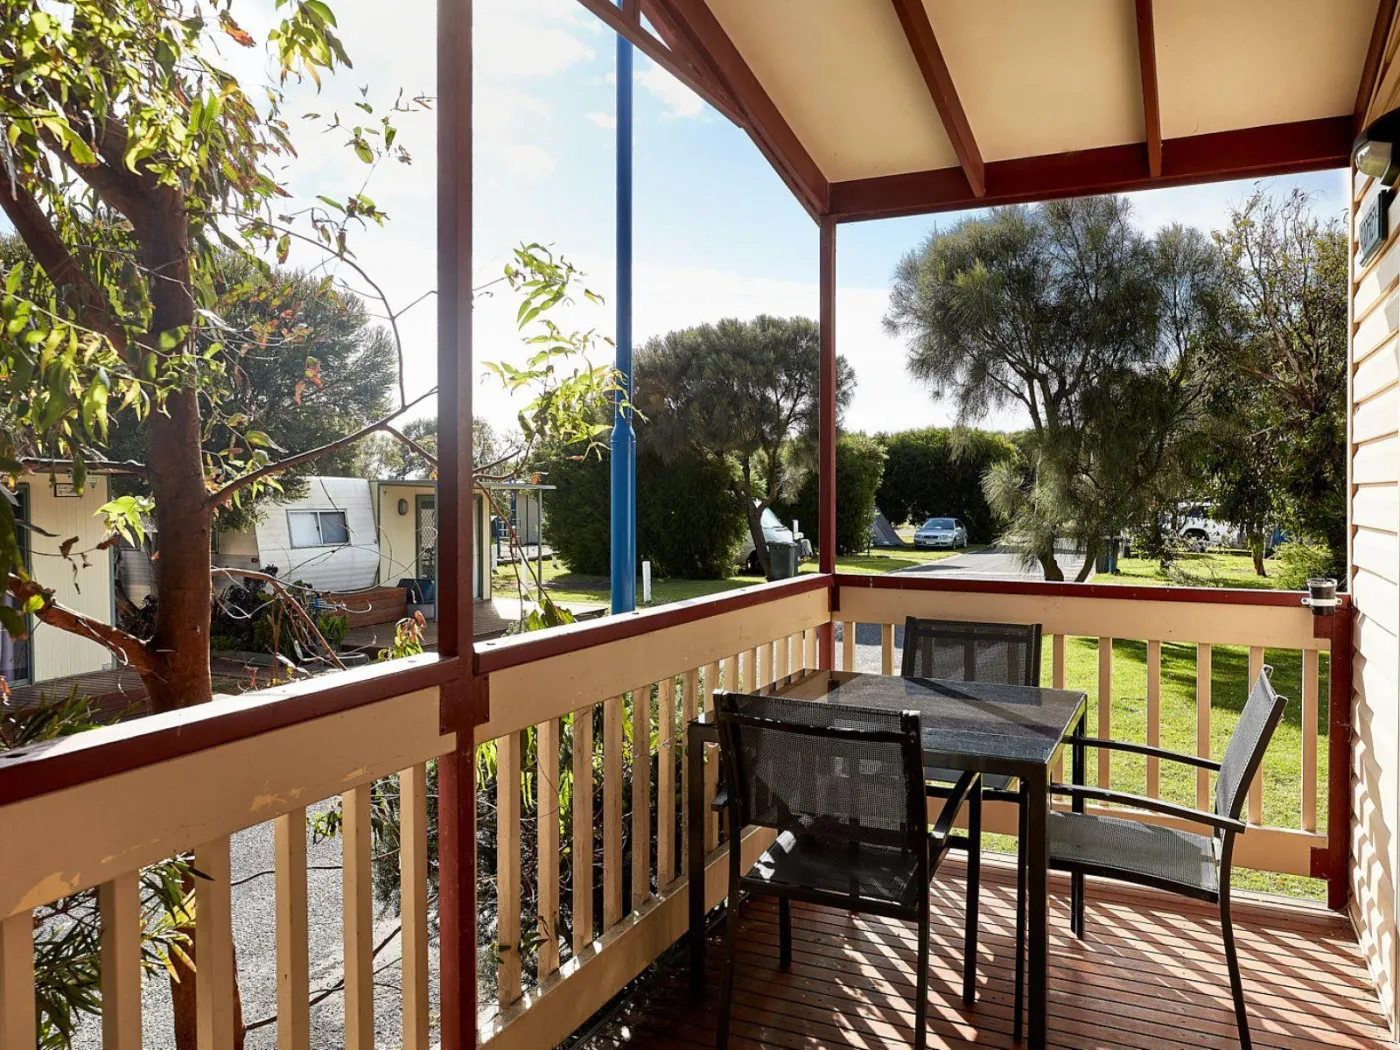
[1249,533,1267,577]
[1075,537,1099,582]
[1038,549,1064,582]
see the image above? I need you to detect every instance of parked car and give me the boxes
[1177,505,1238,552]
[913,517,968,549]
[738,507,810,573]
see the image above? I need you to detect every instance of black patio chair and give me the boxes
[902,616,1042,1035]
[713,691,981,1050]
[1040,668,1288,1050]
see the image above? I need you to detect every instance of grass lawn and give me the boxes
[1106,550,1293,590]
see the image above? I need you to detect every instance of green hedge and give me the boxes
[778,433,887,557]
[542,448,746,579]
[875,428,1016,542]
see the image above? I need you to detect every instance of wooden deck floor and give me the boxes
[578,859,1391,1050]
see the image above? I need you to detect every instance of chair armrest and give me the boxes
[930,771,980,841]
[1064,735,1221,772]
[1051,783,1246,833]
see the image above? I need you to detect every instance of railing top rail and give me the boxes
[834,572,1351,610]
[0,653,456,808]
[473,574,832,675]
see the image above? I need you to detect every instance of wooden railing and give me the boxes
[0,573,1353,1050]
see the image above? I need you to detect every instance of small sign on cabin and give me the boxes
[51,481,80,498]
[1360,190,1392,266]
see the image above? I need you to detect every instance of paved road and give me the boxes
[895,542,1091,581]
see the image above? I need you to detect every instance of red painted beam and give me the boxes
[1135,0,1162,178]
[889,0,984,197]
[654,0,829,217]
[828,116,1352,222]
[1355,0,1399,132]
[817,217,838,668]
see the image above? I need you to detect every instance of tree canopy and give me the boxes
[634,314,855,577]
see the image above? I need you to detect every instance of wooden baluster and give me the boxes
[1303,648,1321,832]
[603,697,624,928]
[681,670,699,872]
[0,910,35,1050]
[274,809,311,1050]
[343,784,375,1047]
[400,767,430,1050]
[745,648,759,689]
[497,733,523,1004]
[775,634,790,680]
[758,643,773,689]
[703,662,722,851]
[1052,634,1066,782]
[1097,638,1113,789]
[631,683,653,909]
[805,627,819,669]
[658,677,678,888]
[195,835,236,1050]
[100,872,142,1050]
[1247,646,1265,824]
[1197,644,1213,810]
[1146,640,1162,798]
[572,705,596,956]
[721,654,738,693]
[843,621,856,671]
[537,717,561,978]
[881,623,895,675]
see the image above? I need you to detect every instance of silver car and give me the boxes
[914,516,967,549]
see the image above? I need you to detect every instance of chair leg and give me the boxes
[963,789,981,1006]
[1220,889,1252,1050]
[1072,870,1085,940]
[1014,791,1027,1042]
[778,896,792,971]
[916,896,931,1050]
[716,890,742,1050]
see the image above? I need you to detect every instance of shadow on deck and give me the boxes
[576,858,1390,1050]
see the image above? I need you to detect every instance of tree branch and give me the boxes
[211,568,345,672]
[5,573,159,675]
[205,388,436,509]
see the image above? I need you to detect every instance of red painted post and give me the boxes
[817,216,837,667]
[1326,603,1354,911]
[436,0,477,1046]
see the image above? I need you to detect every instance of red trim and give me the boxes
[0,655,458,807]
[1134,0,1161,178]
[828,116,1352,223]
[1311,607,1354,911]
[473,575,832,675]
[654,0,829,217]
[834,572,1344,609]
[1355,0,1399,132]
[890,0,984,197]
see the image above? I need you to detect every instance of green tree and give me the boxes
[875,427,1016,541]
[1209,188,1348,576]
[634,314,854,578]
[779,432,886,557]
[887,198,1216,579]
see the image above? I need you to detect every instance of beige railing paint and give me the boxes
[1197,643,1213,810]
[274,809,311,1050]
[496,732,523,1006]
[658,678,677,888]
[400,765,430,1050]
[571,705,596,957]
[1098,638,1113,789]
[631,684,653,910]
[99,872,142,1050]
[195,836,236,1050]
[1146,640,1162,798]
[0,910,35,1050]
[536,718,561,978]
[342,784,375,1050]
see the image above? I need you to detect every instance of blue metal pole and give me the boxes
[609,8,636,615]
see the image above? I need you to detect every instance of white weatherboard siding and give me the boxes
[252,477,378,592]
[24,476,115,683]
[1352,52,1400,1030]
[373,482,435,587]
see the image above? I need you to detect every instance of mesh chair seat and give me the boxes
[1049,811,1219,896]
[926,765,1015,794]
[745,828,925,909]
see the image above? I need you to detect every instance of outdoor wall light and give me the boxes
[1354,108,1400,186]
[397,498,409,516]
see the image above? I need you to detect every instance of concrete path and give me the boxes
[895,542,1091,582]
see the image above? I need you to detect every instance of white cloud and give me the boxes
[637,62,706,120]
[586,111,618,129]
[498,144,558,179]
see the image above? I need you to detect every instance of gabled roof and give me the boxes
[585,0,1392,221]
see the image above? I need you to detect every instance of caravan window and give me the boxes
[288,510,350,548]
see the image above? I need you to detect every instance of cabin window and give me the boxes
[288,510,350,548]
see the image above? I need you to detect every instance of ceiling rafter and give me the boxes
[1135,0,1162,178]
[889,0,984,197]
[572,0,741,126]
[648,0,830,217]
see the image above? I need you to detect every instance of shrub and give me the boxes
[875,427,1016,541]
[778,433,887,557]
[317,613,350,649]
[542,447,746,579]
[1275,538,1335,590]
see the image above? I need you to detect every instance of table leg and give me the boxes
[1027,766,1050,1050]
[1071,710,1086,938]
[687,724,706,1001]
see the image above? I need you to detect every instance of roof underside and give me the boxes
[597,0,1394,221]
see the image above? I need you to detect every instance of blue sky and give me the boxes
[0,0,1354,437]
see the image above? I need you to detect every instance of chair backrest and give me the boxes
[1215,669,1288,824]
[901,617,1043,686]
[714,692,926,857]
